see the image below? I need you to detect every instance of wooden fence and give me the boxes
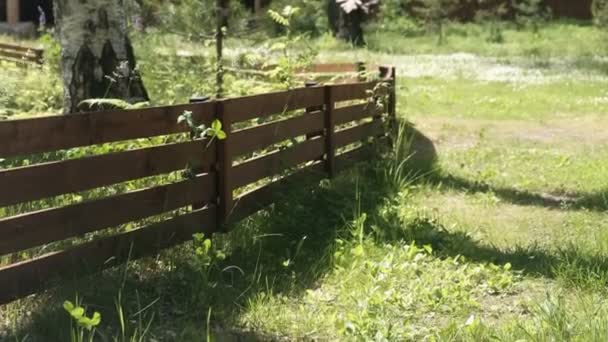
[0,42,44,65]
[0,65,396,305]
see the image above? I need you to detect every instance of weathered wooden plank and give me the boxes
[231,111,325,156]
[325,86,336,178]
[231,137,325,189]
[0,207,217,305]
[334,103,382,126]
[0,102,216,158]
[0,174,216,255]
[229,162,325,223]
[0,43,43,54]
[335,146,371,172]
[223,87,324,123]
[307,63,358,73]
[0,49,39,63]
[330,81,378,102]
[0,140,216,207]
[334,120,385,149]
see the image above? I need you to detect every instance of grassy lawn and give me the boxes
[3,21,608,341]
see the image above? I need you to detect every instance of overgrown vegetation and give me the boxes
[2,1,608,341]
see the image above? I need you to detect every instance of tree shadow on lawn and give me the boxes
[427,172,608,212]
[404,121,608,212]
[7,148,403,341]
[398,125,608,286]
[380,208,608,289]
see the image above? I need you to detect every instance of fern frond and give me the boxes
[268,9,289,27]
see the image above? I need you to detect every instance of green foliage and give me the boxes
[177,111,227,141]
[369,0,424,36]
[63,298,101,342]
[265,5,318,88]
[142,0,248,41]
[476,1,508,43]
[513,0,550,33]
[411,0,463,45]
[592,0,608,27]
[266,0,329,36]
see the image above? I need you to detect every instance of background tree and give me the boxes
[513,0,549,33]
[476,0,509,43]
[411,0,463,45]
[329,0,380,46]
[53,0,149,113]
[592,0,608,26]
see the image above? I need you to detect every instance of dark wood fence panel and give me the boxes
[223,87,324,123]
[331,81,379,102]
[0,140,215,207]
[334,120,385,149]
[231,137,325,189]
[0,174,215,256]
[0,64,397,305]
[0,43,44,65]
[231,110,324,156]
[0,207,217,305]
[334,103,382,126]
[335,146,370,173]
[0,102,216,158]
[230,162,325,223]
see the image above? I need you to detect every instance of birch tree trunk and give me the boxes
[53,0,149,113]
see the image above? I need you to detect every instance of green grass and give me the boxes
[404,78,608,120]
[4,19,608,341]
[364,20,608,58]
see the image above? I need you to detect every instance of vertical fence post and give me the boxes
[379,66,397,144]
[379,66,396,120]
[305,80,323,141]
[216,100,233,229]
[356,61,366,82]
[389,67,397,121]
[189,97,211,212]
[324,85,335,178]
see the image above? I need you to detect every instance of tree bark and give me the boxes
[53,0,149,114]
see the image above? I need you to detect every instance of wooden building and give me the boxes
[0,0,54,34]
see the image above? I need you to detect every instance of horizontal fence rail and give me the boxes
[0,42,44,65]
[0,64,396,305]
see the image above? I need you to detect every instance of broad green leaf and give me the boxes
[70,307,85,320]
[216,130,227,140]
[211,119,222,131]
[90,312,101,326]
[351,245,364,256]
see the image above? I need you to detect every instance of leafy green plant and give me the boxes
[266,5,317,88]
[63,298,101,342]
[177,111,227,141]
